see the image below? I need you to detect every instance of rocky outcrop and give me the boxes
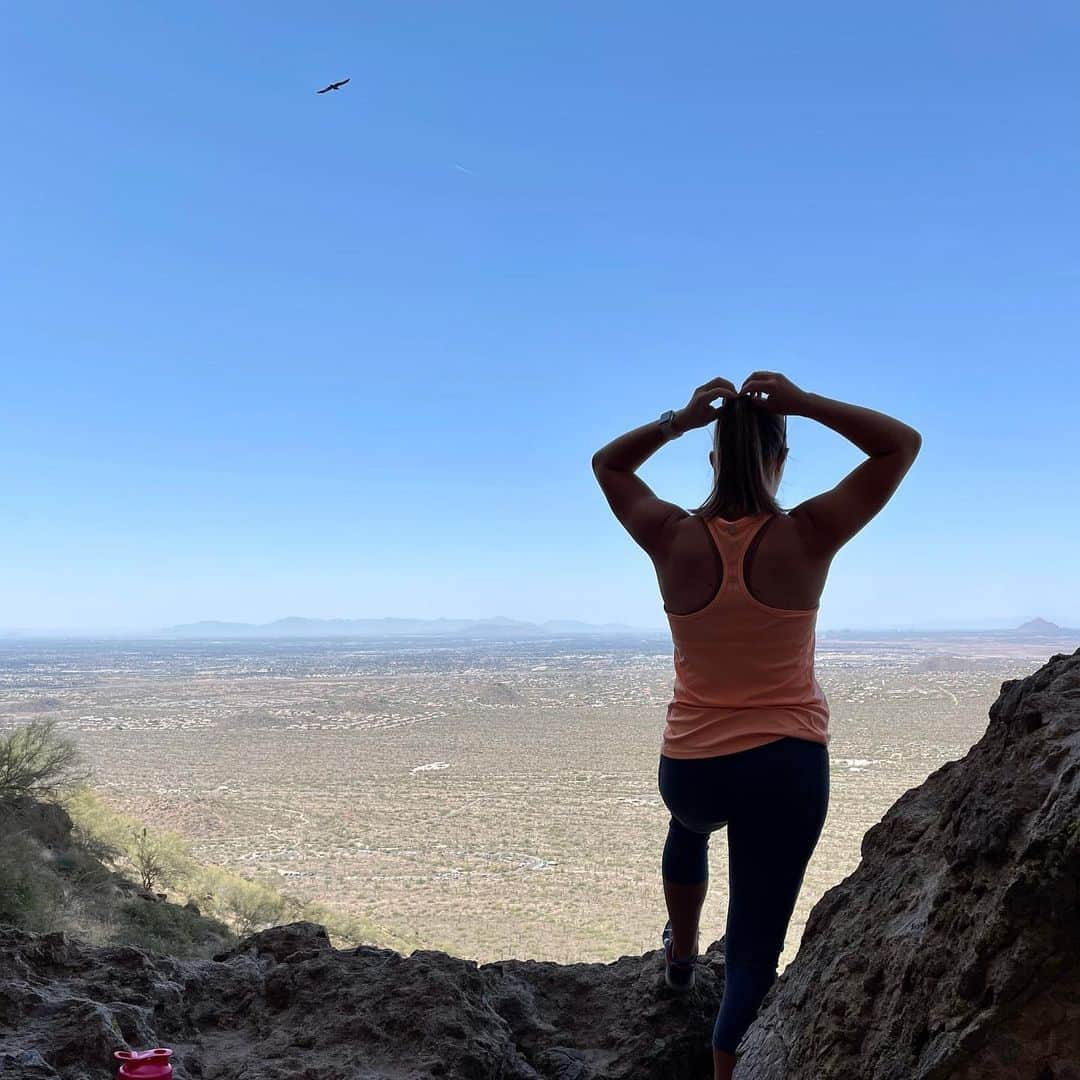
[0,920,730,1079]
[1,796,75,850]
[736,647,1080,1079]
[1,648,1078,1079]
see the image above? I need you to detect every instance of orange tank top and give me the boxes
[661,511,830,759]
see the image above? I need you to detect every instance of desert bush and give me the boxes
[196,865,287,936]
[64,787,193,892]
[0,720,90,802]
[129,826,193,891]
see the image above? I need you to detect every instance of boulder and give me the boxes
[736,647,1080,1079]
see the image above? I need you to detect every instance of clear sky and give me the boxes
[2,3,1077,633]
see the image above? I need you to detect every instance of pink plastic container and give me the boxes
[115,1048,173,1079]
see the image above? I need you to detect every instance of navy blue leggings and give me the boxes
[658,736,830,1054]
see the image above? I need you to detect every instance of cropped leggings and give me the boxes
[658,736,830,1054]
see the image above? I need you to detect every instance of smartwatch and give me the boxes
[658,409,683,439]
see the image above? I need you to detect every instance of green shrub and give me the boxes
[196,865,287,937]
[0,720,90,802]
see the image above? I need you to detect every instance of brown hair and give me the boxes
[692,395,790,519]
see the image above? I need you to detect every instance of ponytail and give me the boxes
[693,395,789,518]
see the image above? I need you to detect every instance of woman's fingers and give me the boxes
[697,377,737,394]
[693,385,737,406]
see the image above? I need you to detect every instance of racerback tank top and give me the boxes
[661,510,830,758]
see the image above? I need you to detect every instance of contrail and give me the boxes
[453,163,476,176]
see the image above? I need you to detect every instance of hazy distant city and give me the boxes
[1,621,1075,974]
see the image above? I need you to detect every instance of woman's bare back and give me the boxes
[656,510,832,617]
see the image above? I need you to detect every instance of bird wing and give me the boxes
[316,85,332,93]
[334,78,350,88]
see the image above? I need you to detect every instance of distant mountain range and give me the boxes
[819,617,1076,639]
[156,616,656,639]
[2,616,1076,641]
[155,615,1077,640]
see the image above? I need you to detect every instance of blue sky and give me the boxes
[2,3,1077,632]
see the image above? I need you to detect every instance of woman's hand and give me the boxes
[674,377,738,432]
[739,371,809,416]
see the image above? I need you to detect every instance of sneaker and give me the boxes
[662,918,697,991]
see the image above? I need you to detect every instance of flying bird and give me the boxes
[316,77,350,94]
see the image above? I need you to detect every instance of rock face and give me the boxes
[1,648,1078,1079]
[1,796,74,850]
[736,647,1080,1079]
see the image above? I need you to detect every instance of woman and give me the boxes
[591,372,921,1080]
